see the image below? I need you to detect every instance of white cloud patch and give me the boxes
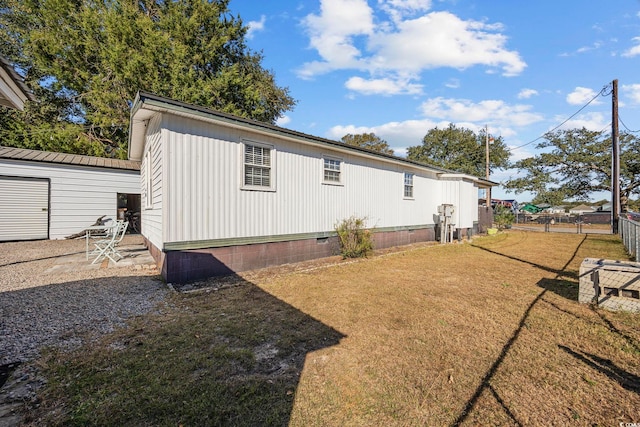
[419,97,543,127]
[557,112,609,131]
[622,36,640,57]
[566,87,601,105]
[276,115,292,127]
[326,96,540,153]
[445,78,460,89]
[623,83,640,104]
[517,88,538,99]
[298,0,526,94]
[345,76,423,95]
[246,15,266,39]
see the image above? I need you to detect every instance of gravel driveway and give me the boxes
[0,236,168,366]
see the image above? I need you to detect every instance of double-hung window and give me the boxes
[243,142,274,190]
[404,172,414,198]
[323,157,342,184]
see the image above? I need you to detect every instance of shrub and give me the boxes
[494,205,515,230]
[334,216,374,258]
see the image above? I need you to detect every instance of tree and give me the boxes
[503,128,640,212]
[406,123,511,176]
[341,133,394,155]
[0,0,296,158]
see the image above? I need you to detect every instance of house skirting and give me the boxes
[145,226,436,283]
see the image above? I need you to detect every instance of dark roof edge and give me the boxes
[0,145,140,171]
[134,91,492,181]
[0,57,36,102]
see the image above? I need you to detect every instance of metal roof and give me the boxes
[0,146,140,171]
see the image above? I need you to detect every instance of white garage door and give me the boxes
[0,176,49,241]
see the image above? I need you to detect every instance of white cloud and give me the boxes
[379,0,432,23]
[622,36,640,57]
[576,41,603,53]
[445,78,460,89]
[419,97,543,127]
[622,83,640,104]
[298,0,374,79]
[276,115,291,127]
[325,97,536,153]
[557,112,609,131]
[298,1,526,91]
[517,88,538,99]
[566,87,601,105]
[345,76,423,95]
[246,15,266,39]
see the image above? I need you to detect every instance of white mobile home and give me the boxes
[129,92,494,283]
[0,146,141,240]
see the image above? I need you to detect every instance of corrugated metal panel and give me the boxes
[140,113,163,250]
[0,146,140,170]
[0,176,48,241]
[0,159,139,239]
[161,114,447,244]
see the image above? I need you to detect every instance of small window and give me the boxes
[404,173,414,198]
[323,157,342,183]
[243,143,273,189]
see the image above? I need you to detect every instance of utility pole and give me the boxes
[485,124,491,207]
[612,79,620,234]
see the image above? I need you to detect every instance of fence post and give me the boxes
[633,224,640,261]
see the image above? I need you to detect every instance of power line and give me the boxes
[619,115,640,133]
[509,83,611,152]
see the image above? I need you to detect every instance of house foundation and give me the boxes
[146,227,435,283]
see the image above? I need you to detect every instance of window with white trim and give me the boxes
[243,143,273,189]
[323,157,342,183]
[404,172,414,198]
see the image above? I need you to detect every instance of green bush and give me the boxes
[335,216,374,258]
[494,205,515,230]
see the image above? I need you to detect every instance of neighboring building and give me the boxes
[0,57,35,111]
[0,146,140,241]
[128,92,495,283]
[569,204,596,215]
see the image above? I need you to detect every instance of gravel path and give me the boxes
[0,236,168,365]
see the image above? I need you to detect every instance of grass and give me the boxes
[24,230,640,426]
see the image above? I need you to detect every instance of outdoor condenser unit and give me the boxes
[438,204,455,244]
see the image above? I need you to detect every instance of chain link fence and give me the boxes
[619,215,640,261]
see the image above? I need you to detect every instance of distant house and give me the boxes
[569,204,595,215]
[0,146,140,241]
[0,57,35,111]
[128,92,496,283]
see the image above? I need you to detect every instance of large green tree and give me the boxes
[0,0,296,158]
[504,128,640,212]
[341,133,394,155]
[406,123,510,177]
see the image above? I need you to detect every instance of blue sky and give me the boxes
[231,0,640,202]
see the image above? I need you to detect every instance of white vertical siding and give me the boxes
[160,115,450,244]
[140,113,163,250]
[0,159,139,239]
[440,178,478,229]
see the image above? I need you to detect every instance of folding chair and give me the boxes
[91,221,129,264]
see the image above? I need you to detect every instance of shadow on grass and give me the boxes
[537,278,579,301]
[558,345,640,393]
[452,234,588,426]
[13,275,345,426]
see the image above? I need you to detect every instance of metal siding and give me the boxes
[0,160,139,239]
[140,113,163,251]
[159,114,450,244]
[0,176,49,241]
